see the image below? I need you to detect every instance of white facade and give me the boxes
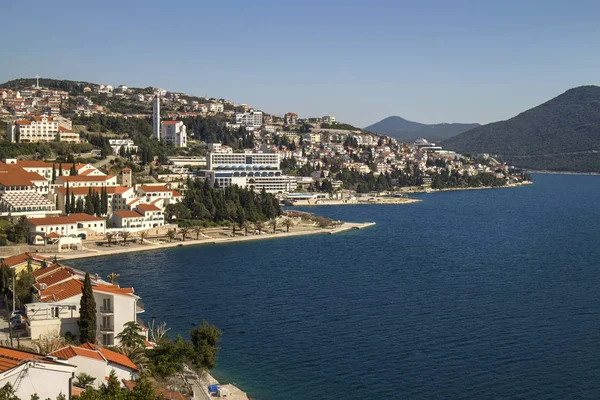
[235,110,263,127]
[0,356,75,400]
[160,121,187,147]
[7,115,60,142]
[109,139,139,154]
[205,152,296,193]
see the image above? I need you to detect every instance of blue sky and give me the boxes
[3,0,599,127]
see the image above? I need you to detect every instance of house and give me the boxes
[55,186,135,215]
[50,344,139,387]
[159,121,187,148]
[28,213,106,243]
[0,253,52,275]
[28,267,144,346]
[0,346,75,399]
[110,204,164,230]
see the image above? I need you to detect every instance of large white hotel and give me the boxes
[204,152,296,193]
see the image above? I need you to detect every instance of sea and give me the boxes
[70,174,600,399]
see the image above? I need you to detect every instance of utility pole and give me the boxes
[12,269,15,312]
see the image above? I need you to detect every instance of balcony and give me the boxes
[100,325,114,333]
[136,300,145,314]
[99,306,113,314]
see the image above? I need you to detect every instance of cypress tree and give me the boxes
[65,184,71,214]
[70,192,76,214]
[51,164,56,184]
[59,163,63,176]
[79,272,97,344]
[70,161,77,176]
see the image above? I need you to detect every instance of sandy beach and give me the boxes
[39,221,376,261]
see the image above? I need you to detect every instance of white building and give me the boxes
[204,152,296,193]
[55,185,135,215]
[55,174,117,188]
[0,347,75,400]
[235,110,263,127]
[30,265,144,346]
[50,344,139,387]
[322,115,336,123]
[6,115,60,142]
[109,139,139,154]
[152,95,160,140]
[110,204,164,229]
[160,121,187,147]
[28,213,106,243]
[208,102,224,112]
[0,162,58,218]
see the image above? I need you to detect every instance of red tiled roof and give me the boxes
[80,344,138,371]
[1,253,51,268]
[55,186,132,196]
[0,346,68,373]
[71,387,85,396]
[45,231,62,238]
[34,267,75,288]
[0,163,47,186]
[113,210,142,219]
[16,160,88,170]
[50,345,105,362]
[172,190,183,197]
[136,204,161,212]
[28,213,104,226]
[138,185,170,193]
[38,277,135,302]
[161,120,181,125]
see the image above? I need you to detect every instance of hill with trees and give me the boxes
[442,86,600,172]
[364,116,479,142]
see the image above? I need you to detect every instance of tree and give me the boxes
[120,231,131,245]
[115,321,145,348]
[79,272,97,344]
[65,183,71,215]
[0,383,19,400]
[192,226,204,240]
[138,230,148,244]
[255,221,265,234]
[105,232,115,247]
[51,163,57,184]
[100,370,124,400]
[58,163,63,176]
[70,161,77,176]
[242,221,251,236]
[166,229,176,242]
[268,219,277,233]
[282,218,294,233]
[179,227,190,241]
[107,272,120,284]
[190,320,222,370]
[74,372,96,388]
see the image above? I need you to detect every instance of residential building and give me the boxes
[204,152,296,193]
[29,265,144,346]
[55,186,135,214]
[322,115,336,123]
[235,110,263,127]
[27,213,106,243]
[0,253,52,275]
[0,347,75,399]
[9,159,98,180]
[208,102,224,112]
[50,344,139,387]
[110,204,164,229]
[284,112,298,125]
[160,121,187,147]
[55,174,117,188]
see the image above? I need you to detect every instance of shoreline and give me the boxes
[287,198,421,207]
[526,170,600,176]
[402,180,533,194]
[41,221,376,261]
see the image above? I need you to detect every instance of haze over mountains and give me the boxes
[443,85,600,172]
[364,116,480,142]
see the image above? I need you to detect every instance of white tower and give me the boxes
[152,95,161,140]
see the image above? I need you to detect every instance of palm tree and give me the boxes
[242,221,251,236]
[179,227,190,242]
[139,230,148,244]
[120,231,131,245]
[107,272,120,284]
[166,229,176,243]
[268,219,277,233]
[282,218,294,233]
[192,226,204,240]
[105,232,114,247]
[255,221,265,235]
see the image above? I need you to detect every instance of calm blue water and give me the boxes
[70,174,600,399]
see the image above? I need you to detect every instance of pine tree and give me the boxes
[79,272,97,344]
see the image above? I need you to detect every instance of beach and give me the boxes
[39,221,376,261]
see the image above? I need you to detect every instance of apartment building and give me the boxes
[235,110,263,127]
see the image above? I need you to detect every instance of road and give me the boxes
[93,155,117,169]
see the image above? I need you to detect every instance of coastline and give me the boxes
[287,198,421,207]
[401,180,533,194]
[41,221,376,261]
[526,170,600,176]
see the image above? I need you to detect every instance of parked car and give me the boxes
[10,310,23,320]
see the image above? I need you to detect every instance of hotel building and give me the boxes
[204,152,296,193]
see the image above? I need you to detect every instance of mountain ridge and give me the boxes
[364,116,480,142]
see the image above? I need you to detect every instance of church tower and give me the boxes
[122,167,132,187]
[152,95,161,140]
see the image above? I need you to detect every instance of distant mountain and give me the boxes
[364,116,480,142]
[443,86,600,172]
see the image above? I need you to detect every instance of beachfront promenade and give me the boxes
[38,221,376,261]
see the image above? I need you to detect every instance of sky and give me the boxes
[3,0,600,127]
